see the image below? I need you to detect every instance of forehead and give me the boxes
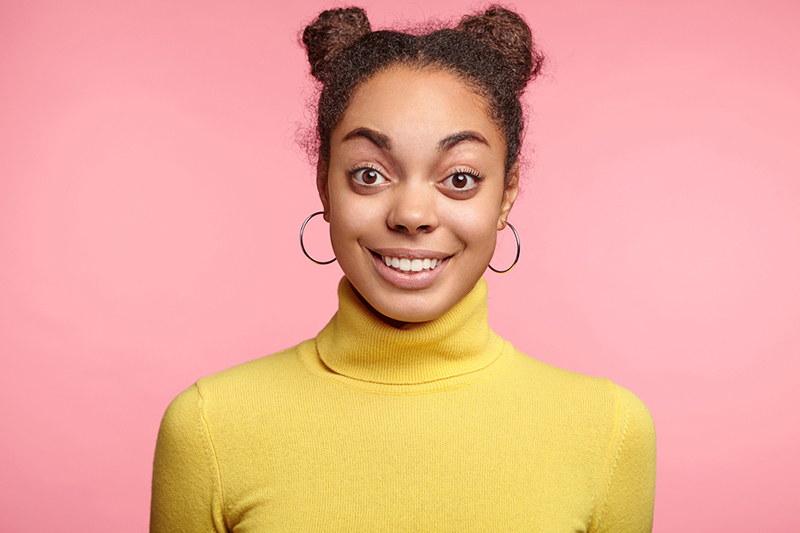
[334,66,503,148]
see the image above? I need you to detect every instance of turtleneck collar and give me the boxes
[312,277,507,387]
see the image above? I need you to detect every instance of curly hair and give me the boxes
[301,5,544,185]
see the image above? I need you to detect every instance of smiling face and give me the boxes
[319,66,518,325]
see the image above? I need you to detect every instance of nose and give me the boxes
[387,181,438,235]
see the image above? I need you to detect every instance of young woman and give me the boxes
[150,6,656,532]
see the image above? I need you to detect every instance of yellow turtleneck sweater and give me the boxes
[150,278,656,532]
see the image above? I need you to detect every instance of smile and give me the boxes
[370,249,450,290]
[381,255,442,272]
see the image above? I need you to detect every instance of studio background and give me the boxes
[1,1,798,531]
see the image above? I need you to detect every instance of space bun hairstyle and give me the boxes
[301,5,544,184]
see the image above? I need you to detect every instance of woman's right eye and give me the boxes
[351,167,388,186]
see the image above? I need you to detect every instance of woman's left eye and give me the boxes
[442,172,481,191]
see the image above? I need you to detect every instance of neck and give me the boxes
[313,277,505,385]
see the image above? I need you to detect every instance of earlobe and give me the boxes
[497,161,520,230]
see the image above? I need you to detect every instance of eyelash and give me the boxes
[442,168,485,191]
[346,165,485,193]
[348,164,387,187]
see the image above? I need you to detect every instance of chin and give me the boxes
[384,304,445,324]
[361,280,472,325]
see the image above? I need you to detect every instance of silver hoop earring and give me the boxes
[488,221,520,273]
[300,211,336,265]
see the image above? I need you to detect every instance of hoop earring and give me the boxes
[488,221,520,273]
[300,211,336,265]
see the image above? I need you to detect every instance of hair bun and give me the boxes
[302,7,371,83]
[457,6,543,94]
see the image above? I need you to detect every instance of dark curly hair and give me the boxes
[301,5,544,186]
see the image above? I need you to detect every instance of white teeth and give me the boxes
[380,255,443,272]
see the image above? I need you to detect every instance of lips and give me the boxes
[370,248,451,289]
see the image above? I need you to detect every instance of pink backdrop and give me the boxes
[1,1,798,531]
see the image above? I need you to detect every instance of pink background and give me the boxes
[1,0,798,531]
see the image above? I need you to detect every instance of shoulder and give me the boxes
[505,349,623,401]
[607,383,656,473]
[196,340,313,394]
[160,340,316,425]
[158,382,204,442]
[614,383,655,440]
[504,348,655,438]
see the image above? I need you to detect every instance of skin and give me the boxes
[318,66,518,326]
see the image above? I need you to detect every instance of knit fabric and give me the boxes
[150,277,656,532]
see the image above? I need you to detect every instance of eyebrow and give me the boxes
[437,130,489,151]
[341,128,489,152]
[342,127,391,150]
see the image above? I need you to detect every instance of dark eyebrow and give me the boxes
[342,127,391,150]
[437,130,489,151]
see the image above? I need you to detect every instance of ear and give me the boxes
[497,161,520,230]
[316,159,331,222]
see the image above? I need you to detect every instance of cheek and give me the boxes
[327,193,383,252]
[444,201,501,250]
[328,213,358,255]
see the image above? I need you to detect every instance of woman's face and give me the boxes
[320,66,518,325]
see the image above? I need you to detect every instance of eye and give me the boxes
[442,171,482,191]
[351,167,388,186]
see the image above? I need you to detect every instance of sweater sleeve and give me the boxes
[150,384,227,533]
[592,385,657,533]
